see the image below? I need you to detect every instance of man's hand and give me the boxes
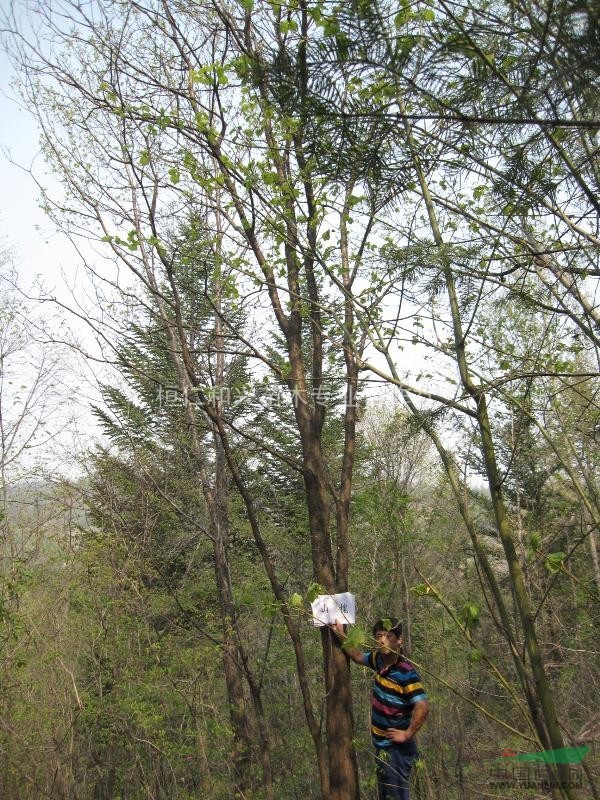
[329,620,364,664]
[387,701,430,744]
[387,728,412,744]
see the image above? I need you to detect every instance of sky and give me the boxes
[0,44,62,283]
[0,41,107,479]
[0,13,459,478]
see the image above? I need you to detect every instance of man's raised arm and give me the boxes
[331,620,364,664]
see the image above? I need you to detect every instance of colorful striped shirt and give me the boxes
[362,651,428,748]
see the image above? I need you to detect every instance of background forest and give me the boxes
[0,0,599,798]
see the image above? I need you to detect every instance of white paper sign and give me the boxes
[310,592,356,627]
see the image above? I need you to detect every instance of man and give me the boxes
[333,617,429,800]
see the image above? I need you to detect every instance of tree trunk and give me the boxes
[303,435,360,800]
[400,101,577,799]
[160,303,267,795]
[323,630,360,800]
[212,209,259,795]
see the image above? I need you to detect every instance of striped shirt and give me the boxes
[362,651,428,748]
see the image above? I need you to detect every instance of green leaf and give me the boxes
[190,67,211,86]
[126,230,139,251]
[139,150,151,166]
[459,602,480,627]
[195,111,209,131]
[410,583,441,601]
[306,582,325,604]
[322,18,340,36]
[343,626,367,651]
[214,65,229,86]
[545,552,566,574]
[394,9,411,28]
[280,19,298,34]
[308,5,323,24]
[168,167,180,184]
[290,593,303,608]
[190,64,228,87]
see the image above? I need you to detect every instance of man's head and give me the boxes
[372,617,403,654]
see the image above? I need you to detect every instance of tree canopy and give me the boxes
[1,0,599,798]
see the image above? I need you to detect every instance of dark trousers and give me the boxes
[375,743,417,800]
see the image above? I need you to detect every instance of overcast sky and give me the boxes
[0,18,455,477]
[0,42,108,477]
[0,42,72,284]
